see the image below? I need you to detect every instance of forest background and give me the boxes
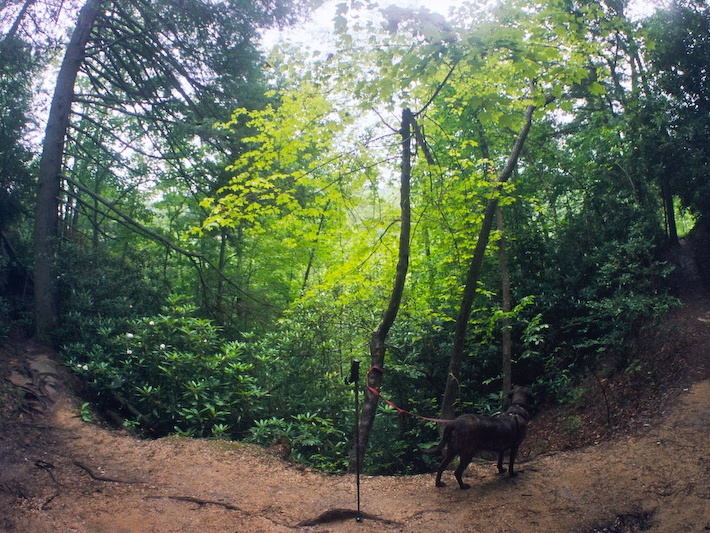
[1,0,709,475]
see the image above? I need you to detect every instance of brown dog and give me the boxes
[422,387,534,489]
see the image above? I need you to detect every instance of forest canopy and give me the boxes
[1,0,708,474]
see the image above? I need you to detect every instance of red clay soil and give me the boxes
[1,239,709,532]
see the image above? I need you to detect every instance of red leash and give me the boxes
[366,366,453,424]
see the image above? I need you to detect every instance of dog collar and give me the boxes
[509,406,531,421]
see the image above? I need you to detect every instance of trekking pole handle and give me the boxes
[348,359,360,384]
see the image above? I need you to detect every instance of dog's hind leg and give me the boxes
[497,451,507,474]
[434,450,456,487]
[508,445,519,477]
[454,452,474,490]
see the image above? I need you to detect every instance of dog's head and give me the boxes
[506,386,534,420]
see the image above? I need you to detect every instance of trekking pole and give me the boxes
[348,359,362,522]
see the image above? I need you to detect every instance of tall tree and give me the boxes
[646,1,710,222]
[33,0,102,342]
[348,108,414,473]
[0,35,36,308]
[497,206,513,396]
[439,103,538,420]
[320,0,604,438]
[0,35,34,231]
[31,0,304,341]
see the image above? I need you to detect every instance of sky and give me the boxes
[262,0,457,49]
[263,0,661,51]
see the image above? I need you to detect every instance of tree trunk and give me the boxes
[439,104,537,420]
[4,0,36,41]
[477,123,512,396]
[660,166,679,246]
[302,208,328,294]
[497,206,512,396]
[348,108,413,473]
[218,229,228,309]
[33,0,102,342]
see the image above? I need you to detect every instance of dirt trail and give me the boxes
[2,241,710,532]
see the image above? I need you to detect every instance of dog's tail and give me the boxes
[419,441,444,454]
[419,425,452,455]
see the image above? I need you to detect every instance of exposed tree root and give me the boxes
[72,460,141,484]
[144,494,243,511]
[144,496,293,529]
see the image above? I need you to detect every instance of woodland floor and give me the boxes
[2,238,710,532]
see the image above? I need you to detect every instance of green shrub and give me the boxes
[55,242,167,347]
[247,412,348,472]
[63,295,266,438]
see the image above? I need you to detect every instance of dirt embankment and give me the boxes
[1,238,710,532]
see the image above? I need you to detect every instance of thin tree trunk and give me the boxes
[218,229,228,308]
[478,124,513,396]
[497,206,512,396]
[302,208,328,294]
[348,108,413,473]
[423,226,435,291]
[92,173,102,249]
[439,103,537,420]
[33,0,102,342]
[4,0,36,41]
[64,176,204,259]
[661,173,679,246]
